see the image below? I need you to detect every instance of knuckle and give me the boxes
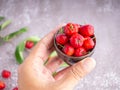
[70,65,86,80]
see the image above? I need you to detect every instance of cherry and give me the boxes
[74,47,87,57]
[1,70,11,79]
[79,24,94,37]
[83,37,95,50]
[70,33,84,48]
[25,40,34,49]
[0,81,5,90]
[56,33,68,45]
[63,44,75,56]
[64,23,78,36]
[12,87,18,90]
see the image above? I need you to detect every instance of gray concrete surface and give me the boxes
[0,0,120,90]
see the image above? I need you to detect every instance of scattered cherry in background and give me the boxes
[25,40,34,49]
[1,70,17,90]
[0,81,6,90]
[1,70,11,79]
[12,87,18,90]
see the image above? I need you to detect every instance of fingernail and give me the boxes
[81,57,96,73]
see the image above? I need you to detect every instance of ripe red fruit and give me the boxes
[79,24,94,37]
[0,81,5,89]
[83,37,95,50]
[75,24,81,29]
[70,33,84,48]
[12,87,18,90]
[64,23,78,36]
[2,70,11,78]
[56,34,68,45]
[25,40,34,49]
[74,47,87,57]
[63,44,74,56]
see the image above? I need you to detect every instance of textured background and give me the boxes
[0,0,120,90]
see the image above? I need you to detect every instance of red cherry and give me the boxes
[70,33,84,48]
[0,81,5,89]
[25,40,34,49]
[12,87,18,90]
[2,70,11,78]
[56,34,68,45]
[83,37,95,50]
[63,44,75,56]
[75,23,81,29]
[74,47,87,57]
[79,24,94,37]
[64,23,78,36]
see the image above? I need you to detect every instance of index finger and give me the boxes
[28,24,66,64]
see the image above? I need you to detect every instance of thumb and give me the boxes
[57,58,96,89]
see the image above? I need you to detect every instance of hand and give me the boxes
[18,24,96,90]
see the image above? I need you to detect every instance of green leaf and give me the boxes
[15,41,25,64]
[15,36,40,64]
[0,20,11,30]
[0,16,5,22]
[49,51,57,57]
[3,27,28,41]
[60,62,69,67]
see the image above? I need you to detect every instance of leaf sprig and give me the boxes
[0,16,5,21]
[0,20,11,30]
[0,16,27,42]
[3,27,28,41]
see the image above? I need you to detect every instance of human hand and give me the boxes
[18,24,96,90]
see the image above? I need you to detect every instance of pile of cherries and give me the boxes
[55,23,95,57]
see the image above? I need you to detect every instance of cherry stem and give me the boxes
[58,28,64,34]
[57,43,64,48]
[84,36,95,40]
[70,24,73,30]
[91,36,95,40]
